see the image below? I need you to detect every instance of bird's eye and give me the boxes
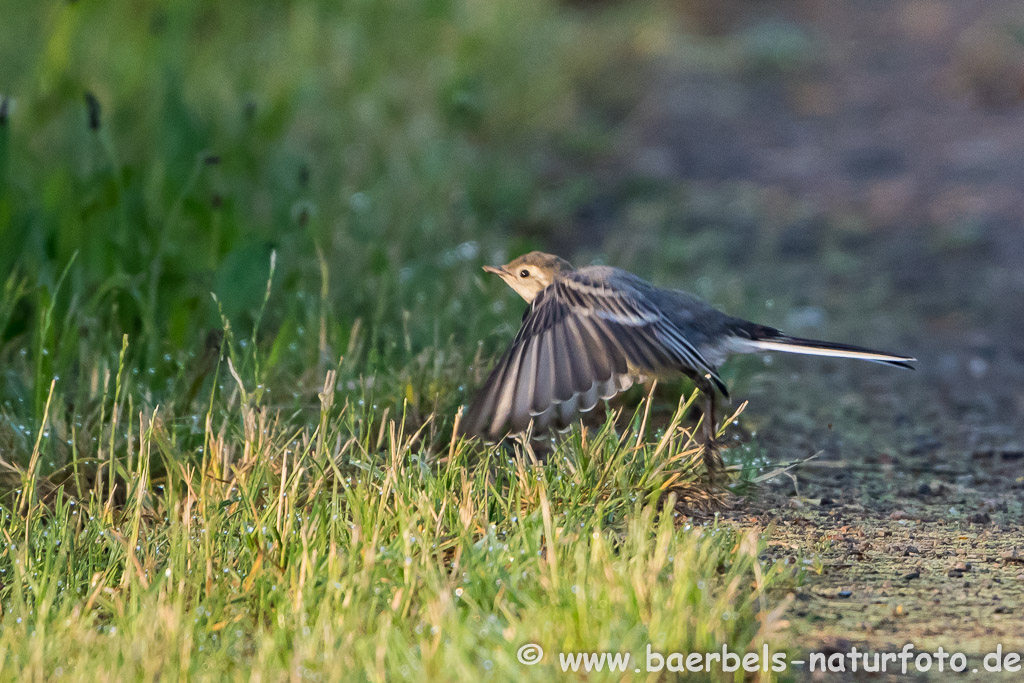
[519,269,530,278]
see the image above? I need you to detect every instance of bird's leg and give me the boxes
[693,376,723,483]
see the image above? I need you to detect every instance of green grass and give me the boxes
[1,384,791,680]
[0,0,795,679]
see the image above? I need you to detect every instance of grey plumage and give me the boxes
[461,252,915,466]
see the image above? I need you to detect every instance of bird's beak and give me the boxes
[482,265,507,277]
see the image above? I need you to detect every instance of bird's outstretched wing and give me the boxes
[461,272,726,440]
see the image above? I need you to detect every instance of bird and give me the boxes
[460,251,915,480]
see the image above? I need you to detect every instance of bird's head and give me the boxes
[483,251,574,303]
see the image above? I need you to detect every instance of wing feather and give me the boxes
[563,316,596,392]
[512,338,541,430]
[550,323,576,402]
[531,329,556,414]
[487,340,527,436]
[586,317,630,376]
[576,316,615,382]
[461,344,515,438]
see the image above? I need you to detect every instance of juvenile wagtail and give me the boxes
[461,251,915,479]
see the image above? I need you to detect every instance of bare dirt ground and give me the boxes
[583,0,1024,675]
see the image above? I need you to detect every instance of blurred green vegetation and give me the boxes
[0,0,622,431]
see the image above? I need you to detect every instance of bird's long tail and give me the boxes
[734,327,915,369]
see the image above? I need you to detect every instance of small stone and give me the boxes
[1001,552,1024,564]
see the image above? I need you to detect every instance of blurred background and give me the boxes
[1,0,1022,465]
